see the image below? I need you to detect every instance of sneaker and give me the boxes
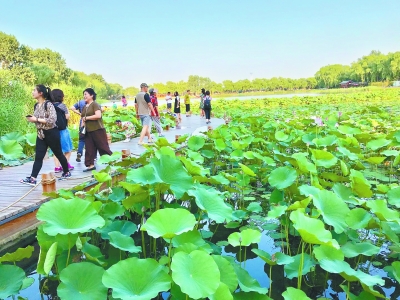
[20,176,37,186]
[148,139,154,144]
[59,172,71,181]
[123,138,131,143]
[68,164,74,171]
[76,153,82,162]
[54,166,62,173]
[138,141,147,145]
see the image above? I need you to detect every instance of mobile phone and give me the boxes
[26,115,32,117]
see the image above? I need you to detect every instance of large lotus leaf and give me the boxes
[228,229,261,247]
[0,140,24,160]
[275,130,289,141]
[180,157,209,177]
[311,190,350,234]
[337,125,361,135]
[292,153,317,174]
[58,262,107,300]
[390,261,400,283]
[151,155,193,199]
[284,253,315,279]
[212,255,238,292]
[366,199,399,221]
[233,291,272,300]
[366,138,391,151]
[0,264,26,298]
[109,231,142,253]
[289,210,339,248]
[101,202,125,219]
[341,242,380,258]
[44,242,58,275]
[141,208,196,239]
[233,264,268,294]
[172,230,206,247]
[25,132,37,146]
[81,243,106,266]
[332,183,359,205]
[345,208,372,230]
[349,170,372,198]
[103,257,170,299]
[96,220,137,240]
[319,259,384,287]
[382,149,400,157]
[252,249,276,266]
[97,152,122,164]
[126,164,161,185]
[387,187,400,208]
[1,131,24,142]
[268,166,297,189]
[171,250,220,299]
[282,287,311,300]
[92,170,112,183]
[187,149,204,163]
[238,163,256,177]
[340,285,376,300]
[365,156,386,165]
[108,187,126,202]
[209,282,233,300]
[311,149,338,168]
[381,221,400,243]
[313,245,344,262]
[188,135,206,151]
[188,184,233,223]
[337,147,359,161]
[214,138,227,152]
[37,198,105,236]
[0,245,34,263]
[155,146,176,159]
[313,135,337,147]
[266,205,287,219]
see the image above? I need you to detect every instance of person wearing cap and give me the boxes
[149,88,164,137]
[135,83,156,145]
[115,120,136,142]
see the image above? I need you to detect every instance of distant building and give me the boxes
[340,80,359,88]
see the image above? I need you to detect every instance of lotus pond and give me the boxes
[2,91,400,300]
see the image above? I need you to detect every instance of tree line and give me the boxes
[1,31,399,97]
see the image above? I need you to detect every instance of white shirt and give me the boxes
[165,95,172,104]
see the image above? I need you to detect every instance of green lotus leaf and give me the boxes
[341,242,380,258]
[292,153,317,174]
[311,190,350,234]
[155,146,176,158]
[172,230,206,248]
[228,228,262,247]
[268,166,297,189]
[247,202,262,213]
[340,160,349,176]
[238,163,256,176]
[311,149,338,168]
[24,132,37,146]
[141,208,196,239]
[349,170,372,198]
[381,221,400,243]
[381,149,400,157]
[108,187,126,202]
[214,138,227,152]
[233,291,272,300]
[151,155,193,198]
[266,205,288,219]
[313,245,344,261]
[188,184,233,223]
[1,131,24,142]
[0,245,34,263]
[275,130,289,141]
[97,151,122,164]
[171,250,220,299]
[298,185,320,198]
[81,242,106,266]
[387,187,400,208]
[109,231,141,253]
[126,164,160,185]
[180,157,209,176]
[101,202,125,220]
[319,259,384,287]
[211,173,230,185]
[366,199,399,221]
[366,138,391,151]
[103,257,170,299]
[233,264,268,294]
[37,198,105,236]
[187,149,204,163]
[332,183,358,205]
[188,135,206,151]
[58,262,107,300]
[284,253,315,279]
[340,285,375,300]
[252,249,277,266]
[289,210,339,248]
[345,208,372,230]
[287,198,311,211]
[338,125,361,135]
[0,264,26,298]
[44,242,58,275]
[313,135,337,147]
[365,156,386,165]
[337,146,359,161]
[96,220,137,240]
[0,139,24,160]
[21,277,34,290]
[391,261,400,283]
[212,255,238,292]
[282,287,311,300]
[209,283,233,300]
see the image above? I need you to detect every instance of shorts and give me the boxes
[167,103,172,109]
[185,104,190,112]
[139,115,152,126]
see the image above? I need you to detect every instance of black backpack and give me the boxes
[204,97,211,109]
[34,101,67,130]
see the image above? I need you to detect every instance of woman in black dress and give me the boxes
[174,91,182,124]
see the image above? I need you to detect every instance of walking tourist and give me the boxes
[204,90,212,124]
[184,90,191,117]
[115,120,136,142]
[174,91,182,124]
[135,83,156,145]
[149,88,164,136]
[166,92,173,113]
[81,88,112,172]
[70,98,86,162]
[198,88,205,118]
[51,89,74,172]
[121,95,128,107]
[20,85,71,186]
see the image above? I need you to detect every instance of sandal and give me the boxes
[83,166,96,172]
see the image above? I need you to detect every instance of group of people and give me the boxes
[20,85,112,186]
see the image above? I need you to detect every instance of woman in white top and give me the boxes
[165,92,173,113]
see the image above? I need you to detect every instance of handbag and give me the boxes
[79,126,86,134]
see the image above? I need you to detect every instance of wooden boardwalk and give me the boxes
[0,115,224,226]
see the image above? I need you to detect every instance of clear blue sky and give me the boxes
[1,0,399,88]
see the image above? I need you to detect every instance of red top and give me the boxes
[150,95,159,117]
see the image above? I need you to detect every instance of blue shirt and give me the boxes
[73,100,86,113]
